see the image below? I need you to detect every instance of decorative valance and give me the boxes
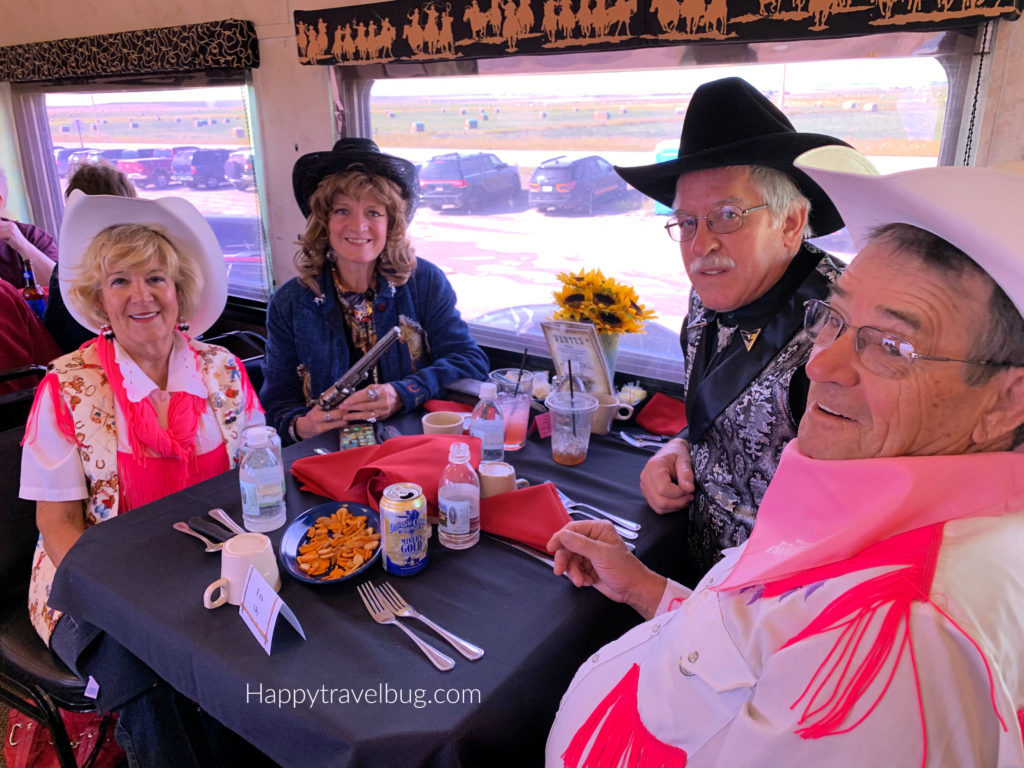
[0,19,258,83]
[294,0,1019,66]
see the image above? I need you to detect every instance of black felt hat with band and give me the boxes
[292,138,419,221]
[614,77,852,236]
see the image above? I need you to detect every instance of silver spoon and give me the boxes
[173,522,223,552]
[208,507,247,536]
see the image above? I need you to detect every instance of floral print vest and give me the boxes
[28,340,250,644]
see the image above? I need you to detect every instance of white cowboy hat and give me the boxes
[59,190,226,336]
[794,145,1024,316]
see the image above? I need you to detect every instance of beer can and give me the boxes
[380,482,429,576]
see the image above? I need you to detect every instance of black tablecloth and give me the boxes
[49,413,688,767]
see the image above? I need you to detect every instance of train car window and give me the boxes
[367,46,958,379]
[44,85,271,302]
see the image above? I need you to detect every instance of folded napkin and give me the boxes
[634,392,688,436]
[423,399,474,413]
[480,482,571,552]
[290,435,482,514]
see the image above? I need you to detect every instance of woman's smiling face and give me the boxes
[100,262,179,357]
[327,192,389,268]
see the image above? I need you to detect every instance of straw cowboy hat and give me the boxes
[795,145,1024,316]
[292,137,419,220]
[59,190,227,336]
[615,77,852,236]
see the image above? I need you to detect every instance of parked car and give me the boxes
[81,148,127,165]
[205,214,268,301]
[528,155,628,215]
[54,147,94,177]
[116,147,177,189]
[171,148,231,189]
[418,152,521,213]
[224,149,254,191]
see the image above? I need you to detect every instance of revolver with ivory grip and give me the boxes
[317,325,402,411]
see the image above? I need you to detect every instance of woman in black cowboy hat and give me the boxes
[261,138,489,444]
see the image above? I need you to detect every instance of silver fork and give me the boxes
[356,583,455,671]
[377,583,484,660]
[553,487,642,532]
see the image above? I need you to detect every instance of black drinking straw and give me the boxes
[567,360,577,436]
[513,347,528,396]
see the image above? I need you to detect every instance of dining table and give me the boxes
[48,409,690,767]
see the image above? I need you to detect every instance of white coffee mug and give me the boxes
[590,393,635,436]
[421,411,466,435]
[478,461,530,498]
[203,532,281,609]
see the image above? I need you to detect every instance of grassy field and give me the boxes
[49,87,945,158]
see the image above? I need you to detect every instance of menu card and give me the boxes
[540,321,613,395]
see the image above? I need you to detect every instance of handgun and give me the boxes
[317,325,402,411]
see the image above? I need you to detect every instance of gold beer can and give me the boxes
[380,482,429,575]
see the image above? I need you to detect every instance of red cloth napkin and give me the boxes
[635,392,688,436]
[423,399,474,413]
[290,435,482,515]
[480,482,571,552]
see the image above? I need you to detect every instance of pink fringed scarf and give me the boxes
[562,664,688,768]
[714,442,1024,766]
[23,335,231,512]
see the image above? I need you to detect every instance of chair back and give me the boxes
[0,426,38,618]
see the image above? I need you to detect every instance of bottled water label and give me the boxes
[470,420,504,462]
[439,496,471,535]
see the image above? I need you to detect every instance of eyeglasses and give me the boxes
[803,299,1008,380]
[664,204,769,243]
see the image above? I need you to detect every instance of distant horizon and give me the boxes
[46,56,945,107]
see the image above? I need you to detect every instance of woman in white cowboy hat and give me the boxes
[20,191,265,650]
[261,138,488,445]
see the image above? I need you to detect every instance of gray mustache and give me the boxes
[689,256,736,273]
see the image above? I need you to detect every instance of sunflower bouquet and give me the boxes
[551,269,656,334]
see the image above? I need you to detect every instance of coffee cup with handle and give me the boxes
[203,532,281,608]
[478,461,530,498]
[590,393,635,436]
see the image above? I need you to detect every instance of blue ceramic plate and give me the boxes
[279,501,382,584]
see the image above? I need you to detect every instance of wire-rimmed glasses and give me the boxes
[803,299,1008,380]
[664,203,769,242]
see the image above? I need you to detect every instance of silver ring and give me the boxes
[324,412,334,422]
[367,415,378,424]
[366,387,380,402]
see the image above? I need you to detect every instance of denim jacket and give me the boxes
[261,257,488,444]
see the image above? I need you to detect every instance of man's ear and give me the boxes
[780,202,808,252]
[972,368,1024,448]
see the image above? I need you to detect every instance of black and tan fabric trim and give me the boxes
[294,0,1020,66]
[0,19,258,83]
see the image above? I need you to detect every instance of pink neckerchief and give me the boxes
[715,441,1024,593]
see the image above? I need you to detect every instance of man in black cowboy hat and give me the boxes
[623,77,854,582]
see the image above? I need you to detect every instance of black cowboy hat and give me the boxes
[615,77,852,236]
[292,137,419,221]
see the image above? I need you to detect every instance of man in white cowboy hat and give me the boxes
[545,151,1024,767]
[619,77,855,584]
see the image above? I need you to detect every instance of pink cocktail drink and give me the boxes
[497,392,531,451]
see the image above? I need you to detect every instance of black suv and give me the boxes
[419,152,521,213]
[171,148,232,189]
[528,155,627,215]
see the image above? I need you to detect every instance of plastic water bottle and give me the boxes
[239,425,286,532]
[437,442,480,550]
[469,382,504,463]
